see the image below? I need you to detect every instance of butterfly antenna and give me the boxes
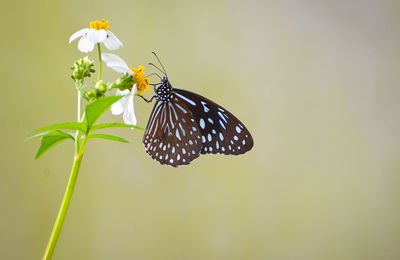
[152,52,168,77]
[146,73,162,80]
[148,63,166,76]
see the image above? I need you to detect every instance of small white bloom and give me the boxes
[69,19,123,53]
[102,53,132,74]
[111,88,137,126]
[103,53,150,96]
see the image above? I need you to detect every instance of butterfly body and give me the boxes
[142,76,254,167]
[154,78,173,103]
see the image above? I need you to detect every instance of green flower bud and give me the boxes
[95,80,108,94]
[70,56,95,81]
[83,88,100,102]
[110,74,134,91]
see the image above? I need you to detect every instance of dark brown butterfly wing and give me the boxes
[142,98,202,167]
[174,89,254,155]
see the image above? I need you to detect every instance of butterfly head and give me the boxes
[155,77,173,103]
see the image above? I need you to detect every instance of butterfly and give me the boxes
[140,53,253,167]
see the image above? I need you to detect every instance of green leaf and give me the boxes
[91,123,145,131]
[32,122,87,133]
[88,134,130,143]
[35,130,74,159]
[85,96,122,129]
[25,131,75,141]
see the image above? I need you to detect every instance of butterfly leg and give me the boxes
[136,94,156,103]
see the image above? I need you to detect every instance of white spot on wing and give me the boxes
[176,128,181,141]
[201,101,210,112]
[235,126,241,133]
[218,112,227,123]
[179,122,186,136]
[219,120,226,130]
[199,118,205,129]
[175,103,188,114]
[175,93,196,106]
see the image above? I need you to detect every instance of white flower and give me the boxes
[102,53,150,96]
[69,19,123,53]
[111,88,137,126]
[103,53,137,126]
[102,53,132,74]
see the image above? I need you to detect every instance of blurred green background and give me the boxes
[1,0,400,259]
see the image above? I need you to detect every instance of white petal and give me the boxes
[103,31,123,50]
[111,100,124,115]
[87,29,107,43]
[123,94,137,125]
[101,53,131,74]
[77,35,95,53]
[69,28,89,43]
[117,89,131,96]
[111,89,129,115]
[109,65,132,74]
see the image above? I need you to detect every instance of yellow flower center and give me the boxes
[89,19,110,30]
[131,66,151,96]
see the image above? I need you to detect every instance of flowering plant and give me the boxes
[26,19,150,260]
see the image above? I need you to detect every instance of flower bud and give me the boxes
[83,80,109,102]
[70,56,95,81]
[84,88,101,102]
[95,80,108,94]
[110,74,134,91]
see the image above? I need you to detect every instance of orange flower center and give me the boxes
[89,18,110,30]
[131,66,150,96]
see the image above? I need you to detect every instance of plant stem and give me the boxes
[77,90,81,122]
[97,43,102,80]
[75,90,82,153]
[42,135,89,260]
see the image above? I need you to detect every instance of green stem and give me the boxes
[75,90,82,153]
[97,43,102,80]
[42,135,89,260]
[77,90,81,122]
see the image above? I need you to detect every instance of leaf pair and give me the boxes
[27,96,143,159]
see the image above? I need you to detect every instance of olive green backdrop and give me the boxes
[1,0,400,259]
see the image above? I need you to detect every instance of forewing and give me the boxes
[143,98,202,167]
[174,89,254,155]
